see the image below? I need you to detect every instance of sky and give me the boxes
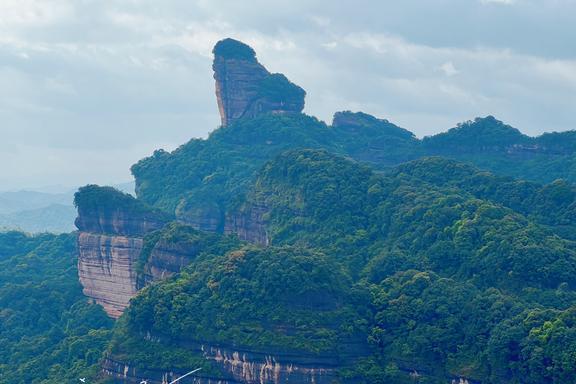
[1,0,575,191]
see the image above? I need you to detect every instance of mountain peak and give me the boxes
[423,115,529,151]
[212,38,305,127]
[332,111,415,139]
[213,38,256,61]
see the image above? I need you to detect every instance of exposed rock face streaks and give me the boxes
[207,346,334,384]
[213,38,305,127]
[224,202,270,246]
[74,210,165,237]
[102,341,337,384]
[75,186,171,318]
[77,232,143,318]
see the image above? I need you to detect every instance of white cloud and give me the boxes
[0,0,71,26]
[0,0,575,189]
[309,15,331,28]
[439,61,460,76]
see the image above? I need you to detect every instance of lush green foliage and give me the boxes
[212,38,256,60]
[131,114,340,220]
[135,222,241,286]
[132,113,576,228]
[7,109,576,383]
[120,149,576,383]
[74,184,169,220]
[124,243,361,354]
[422,116,530,150]
[390,157,576,237]
[258,73,306,103]
[0,231,113,383]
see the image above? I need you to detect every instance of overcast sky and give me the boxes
[1,0,575,191]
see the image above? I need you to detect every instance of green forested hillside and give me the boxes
[3,30,576,384]
[113,150,576,383]
[131,114,339,222]
[132,113,576,228]
[3,109,576,384]
[0,232,112,384]
[4,112,576,383]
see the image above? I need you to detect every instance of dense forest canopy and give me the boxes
[4,109,576,384]
[0,232,112,383]
[3,28,576,384]
[113,150,576,383]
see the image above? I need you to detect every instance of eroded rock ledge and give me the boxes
[102,340,338,384]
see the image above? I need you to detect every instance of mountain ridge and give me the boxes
[5,37,575,384]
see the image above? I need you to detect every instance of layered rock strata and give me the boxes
[75,185,171,318]
[102,341,338,384]
[78,233,143,318]
[213,38,305,127]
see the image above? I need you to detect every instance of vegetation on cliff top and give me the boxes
[131,113,338,217]
[258,73,306,103]
[7,36,576,384]
[125,245,360,354]
[74,184,172,222]
[213,38,256,60]
[132,113,576,229]
[117,150,576,383]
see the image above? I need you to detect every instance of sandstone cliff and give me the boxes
[213,38,305,127]
[74,185,169,236]
[224,201,269,246]
[75,186,236,318]
[75,185,171,318]
[78,233,143,318]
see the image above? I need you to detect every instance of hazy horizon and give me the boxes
[1,0,575,190]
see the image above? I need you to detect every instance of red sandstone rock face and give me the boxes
[77,228,201,318]
[77,233,142,318]
[213,38,305,127]
[74,204,167,237]
[75,189,173,318]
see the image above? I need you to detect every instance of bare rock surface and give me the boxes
[213,38,305,127]
[77,233,142,318]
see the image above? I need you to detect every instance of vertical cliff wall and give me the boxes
[213,38,305,127]
[78,232,143,318]
[74,185,171,318]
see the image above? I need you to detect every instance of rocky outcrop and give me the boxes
[78,233,142,318]
[74,185,170,237]
[177,201,223,233]
[102,356,237,384]
[75,185,172,318]
[75,210,165,237]
[78,223,213,317]
[142,239,196,282]
[138,229,223,288]
[103,346,477,384]
[224,202,269,246]
[213,38,305,127]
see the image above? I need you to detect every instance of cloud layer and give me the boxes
[1,0,575,189]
